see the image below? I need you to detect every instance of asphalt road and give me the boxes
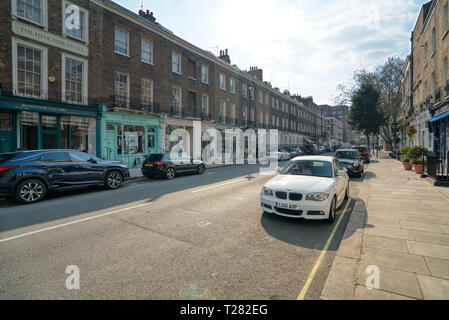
[0,162,364,299]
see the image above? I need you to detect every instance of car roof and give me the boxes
[335,149,358,152]
[290,155,333,162]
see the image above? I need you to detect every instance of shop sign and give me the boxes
[18,103,68,113]
[434,104,449,117]
[125,132,138,149]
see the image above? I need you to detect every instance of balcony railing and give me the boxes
[170,107,185,118]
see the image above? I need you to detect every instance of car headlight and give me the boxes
[262,187,274,196]
[305,192,329,201]
[352,162,360,168]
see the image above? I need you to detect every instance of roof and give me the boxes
[291,156,334,162]
[335,149,358,152]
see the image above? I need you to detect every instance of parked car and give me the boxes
[288,148,303,158]
[269,150,291,161]
[0,150,130,204]
[353,146,371,163]
[142,153,206,179]
[302,144,319,155]
[334,149,364,177]
[260,156,349,222]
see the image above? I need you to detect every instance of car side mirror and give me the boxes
[89,157,98,164]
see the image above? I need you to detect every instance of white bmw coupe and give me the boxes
[260,156,349,222]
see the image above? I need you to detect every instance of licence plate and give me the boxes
[276,202,298,209]
[145,163,153,167]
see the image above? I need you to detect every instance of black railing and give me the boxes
[201,110,211,121]
[170,107,185,118]
[131,102,160,113]
[445,81,449,97]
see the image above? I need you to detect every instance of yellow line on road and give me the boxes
[297,198,352,300]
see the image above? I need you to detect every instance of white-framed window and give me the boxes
[242,83,247,97]
[141,39,153,64]
[259,90,263,103]
[265,94,269,105]
[114,28,129,56]
[443,3,449,34]
[220,73,226,90]
[172,86,182,114]
[259,112,263,125]
[271,97,275,108]
[141,78,153,107]
[432,28,436,55]
[272,115,275,125]
[265,113,268,125]
[114,72,129,108]
[276,99,279,109]
[12,0,48,29]
[12,37,48,99]
[62,52,88,105]
[220,100,226,124]
[172,52,181,74]
[230,103,236,125]
[230,78,235,93]
[62,0,89,43]
[201,95,209,114]
[201,65,208,84]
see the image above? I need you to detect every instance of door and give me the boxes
[0,112,15,153]
[106,130,117,160]
[40,115,59,149]
[333,160,345,201]
[68,150,104,184]
[38,151,74,189]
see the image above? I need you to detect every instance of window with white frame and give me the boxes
[272,115,275,125]
[265,94,269,105]
[230,78,235,93]
[242,83,247,97]
[201,95,209,114]
[62,53,87,105]
[141,39,153,64]
[220,100,226,124]
[14,0,47,27]
[220,73,226,90]
[230,103,235,124]
[63,1,88,42]
[259,90,263,103]
[444,3,449,34]
[115,29,128,55]
[172,86,182,114]
[259,112,263,125]
[265,113,268,125]
[201,65,208,83]
[13,38,48,99]
[444,58,448,89]
[432,28,436,54]
[141,78,153,107]
[250,107,255,122]
[172,52,181,74]
[271,97,275,108]
[114,72,129,107]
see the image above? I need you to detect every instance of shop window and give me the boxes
[0,112,13,131]
[123,125,144,154]
[61,116,70,149]
[117,125,122,155]
[22,111,38,150]
[70,116,96,154]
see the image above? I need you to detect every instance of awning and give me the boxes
[430,110,449,123]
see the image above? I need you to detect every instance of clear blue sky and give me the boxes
[114,0,429,104]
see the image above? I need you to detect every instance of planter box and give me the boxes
[403,162,413,170]
[413,164,425,174]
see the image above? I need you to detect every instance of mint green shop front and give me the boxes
[100,109,163,168]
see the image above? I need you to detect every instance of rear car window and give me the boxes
[0,154,15,164]
[40,152,70,162]
[147,154,163,162]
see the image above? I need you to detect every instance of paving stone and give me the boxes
[338,230,363,259]
[440,225,449,234]
[363,234,408,253]
[425,257,449,280]
[367,217,401,228]
[364,226,414,240]
[406,241,449,260]
[320,256,357,300]
[356,263,422,299]
[361,247,429,275]
[406,215,449,225]
[417,275,449,299]
[400,221,442,233]
[354,285,415,300]
[413,231,449,246]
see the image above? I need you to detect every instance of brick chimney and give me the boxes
[247,66,263,81]
[219,49,231,64]
[139,9,156,23]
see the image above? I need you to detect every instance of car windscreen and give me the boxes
[147,154,164,162]
[335,151,357,159]
[0,154,15,164]
[280,160,333,178]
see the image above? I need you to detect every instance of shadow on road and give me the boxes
[0,163,277,233]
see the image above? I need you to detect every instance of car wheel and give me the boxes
[165,167,176,180]
[15,179,47,204]
[327,197,336,223]
[105,171,123,190]
[197,164,205,175]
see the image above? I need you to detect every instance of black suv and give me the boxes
[0,150,130,204]
[142,153,206,179]
[353,147,370,163]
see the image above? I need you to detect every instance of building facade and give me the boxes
[0,0,324,166]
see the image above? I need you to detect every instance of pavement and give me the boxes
[321,151,449,300]
[0,161,363,299]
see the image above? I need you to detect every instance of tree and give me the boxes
[349,83,386,150]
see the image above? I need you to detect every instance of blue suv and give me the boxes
[0,150,130,204]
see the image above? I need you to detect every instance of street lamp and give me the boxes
[247,84,253,127]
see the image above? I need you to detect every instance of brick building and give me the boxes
[0,0,323,166]
[320,104,352,144]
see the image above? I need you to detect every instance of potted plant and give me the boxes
[407,146,427,173]
[412,158,426,174]
[402,157,413,170]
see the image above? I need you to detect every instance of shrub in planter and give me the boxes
[402,157,413,170]
[407,146,427,162]
[400,147,410,155]
[412,159,426,174]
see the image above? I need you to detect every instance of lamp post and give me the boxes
[247,84,253,127]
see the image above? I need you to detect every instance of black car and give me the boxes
[302,144,319,155]
[353,146,371,163]
[0,150,130,204]
[334,149,364,177]
[142,153,206,179]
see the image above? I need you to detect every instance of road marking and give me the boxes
[192,178,247,193]
[0,203,151,244]
[297,198,352,300]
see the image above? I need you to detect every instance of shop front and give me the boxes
[101,111,163,168]
[0,93,101,155]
